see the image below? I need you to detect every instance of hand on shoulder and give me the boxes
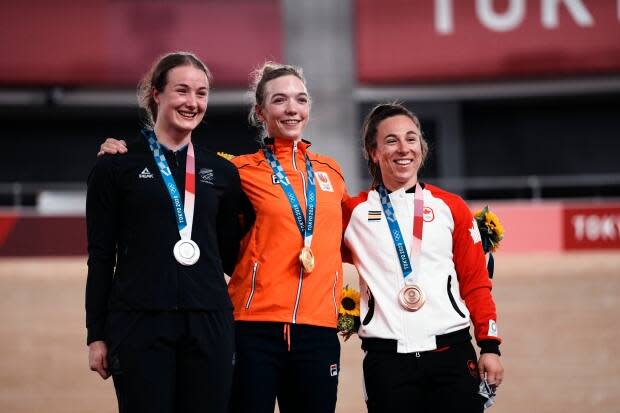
[97,138,127,157]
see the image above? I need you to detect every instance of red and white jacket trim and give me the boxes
[342,184,501,353]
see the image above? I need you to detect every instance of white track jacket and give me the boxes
[342,184,501,353]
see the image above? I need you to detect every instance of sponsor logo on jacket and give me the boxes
[138,167,154,179]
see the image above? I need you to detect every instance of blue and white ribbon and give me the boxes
[377,183,424,282]
[263,146,316,248]
[142,129,195,240]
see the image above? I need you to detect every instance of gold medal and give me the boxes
[299,246,315,273]
[399,285,425,311]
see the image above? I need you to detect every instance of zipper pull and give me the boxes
[291,141,298,170]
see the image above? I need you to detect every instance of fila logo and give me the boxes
[330,363,338,377]
[138,167,154,179]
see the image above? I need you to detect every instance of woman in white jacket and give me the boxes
[342,103,504,413]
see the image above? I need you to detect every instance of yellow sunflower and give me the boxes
[474,206,505,253]
[339,285,360,317]
[484,210,505,239]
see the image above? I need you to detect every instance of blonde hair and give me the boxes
[247,62,308,141]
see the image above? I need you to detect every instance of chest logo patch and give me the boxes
[368,210,382,221]
[423,206,434,222]
[138,167,153,179]
[199,168,214,185]
[314,171,334,192]
[469,219,482,244]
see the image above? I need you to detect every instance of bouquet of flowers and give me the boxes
[337,285,361,341]
[473,206,505,278]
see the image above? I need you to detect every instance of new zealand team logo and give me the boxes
[199,168,214,185]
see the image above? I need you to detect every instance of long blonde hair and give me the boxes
[247,62,308,141]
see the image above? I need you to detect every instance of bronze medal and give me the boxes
[299,246,315,273]
[399,285,425,311]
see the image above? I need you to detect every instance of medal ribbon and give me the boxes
[142,129,196,241]
[263,146,316,247]
[377,183,424,280]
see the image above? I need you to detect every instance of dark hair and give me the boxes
[248,62,308,140]
[137,51,212,128]
[361,102,429,187]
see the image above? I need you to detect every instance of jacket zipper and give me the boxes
[291,141,307,323]
[245,262,259,309]
[332,271,340,318]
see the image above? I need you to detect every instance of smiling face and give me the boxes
[256,74,309,141]
[153,65,209,139]
[371,115,423,191]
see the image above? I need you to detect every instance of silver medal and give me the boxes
[173,239,200,266]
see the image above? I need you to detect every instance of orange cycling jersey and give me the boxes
[228,137,347,328]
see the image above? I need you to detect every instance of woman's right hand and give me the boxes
[97,138,128,157]
[88,340,110,379]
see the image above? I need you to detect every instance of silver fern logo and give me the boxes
[199,168,213,185]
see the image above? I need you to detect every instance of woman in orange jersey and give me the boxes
[227,62,346,413]
[98,62,347,413]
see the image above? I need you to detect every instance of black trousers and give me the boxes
[230,321,340,413]
[363,340,485,413]
[107,310,234,413]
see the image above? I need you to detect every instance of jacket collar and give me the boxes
[376,182,426,194]
[263,137,312,156]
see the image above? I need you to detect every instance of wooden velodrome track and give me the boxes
[1,253,619,413]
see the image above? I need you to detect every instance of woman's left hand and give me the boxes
[478,353,504,388]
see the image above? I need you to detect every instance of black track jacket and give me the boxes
[86,136,250,345]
